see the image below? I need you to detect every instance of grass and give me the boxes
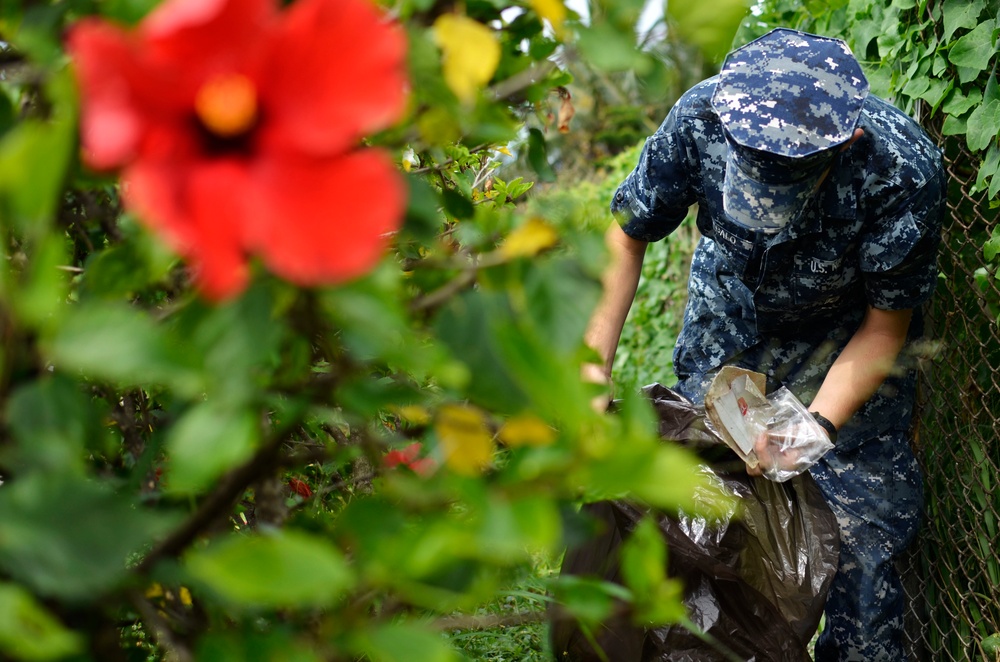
[447,556,558,661]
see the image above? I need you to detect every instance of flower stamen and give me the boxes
[194,73,258,138]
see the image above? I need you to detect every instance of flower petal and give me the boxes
[67,20,145,169]
[140,0,277,103]
[261,0,407,156]
[247,150,405,286]
[125,158,251,300]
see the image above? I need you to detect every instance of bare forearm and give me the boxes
[808,306,912,429]
[584,223,648,376]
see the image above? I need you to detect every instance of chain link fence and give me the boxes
[904,113,1000,660]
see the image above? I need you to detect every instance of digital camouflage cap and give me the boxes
[711,28,870,229]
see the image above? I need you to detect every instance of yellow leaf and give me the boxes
[529,0,567,37]
[179,586,193,607]
[499,414,558,448]
[397,405,431,426]
[500,217,559,259]
[432,14,500,103]
[436,404,495,476]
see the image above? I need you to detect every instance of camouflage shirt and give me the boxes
[611,78,945,449]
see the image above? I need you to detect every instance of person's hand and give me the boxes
[746,418,834,481]
[581,362,613,413]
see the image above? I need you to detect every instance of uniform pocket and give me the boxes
[790,248,858,307]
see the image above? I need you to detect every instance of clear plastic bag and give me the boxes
[746,386,836,482]
[705,368,834,483]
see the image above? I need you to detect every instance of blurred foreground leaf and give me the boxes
[185,530,354,609]
[0,474,173,600]
[667,0,750,62]
[0,583,83,660]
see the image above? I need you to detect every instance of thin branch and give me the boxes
[127,590,193,662]
[135,432,286,574]
[432,609,548,631]
[409,268,477,312]
[489,60,558,101]
[409,143,490,175]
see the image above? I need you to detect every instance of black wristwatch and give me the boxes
[811,411,838,444]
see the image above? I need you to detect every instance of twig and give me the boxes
[432,609,549,631]
[307,471,376,502]
[127,589,193,662]
[409,144,490,175]
[489,60,558,101]
[135,432,286,574]
[409,268,477,312]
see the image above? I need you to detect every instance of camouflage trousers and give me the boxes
[809,426,924,662]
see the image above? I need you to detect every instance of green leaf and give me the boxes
[321,268,424,368]
[45,302,201,394]
[10,233,70,330]
[948,21,997,74]
[982,633,1000,655]
[901,76,930,99]
[0,583,83,660]
[942,87,983,116]
[620,516,666,589]
[185,531,354,609]
[82,244,154,300]
[917,79,952,113]
[98,0,160,23]
[575,22,643,72]
[433,290,530,412]
[619,516,687,624]
[667,0,750,62]
[942,0,986,42]
[474,494,562,559]
[402,174,443,241]
[0,86,15,138]
[357,623,460,662]
[165,401,259,495]
[984,225,1000,263]
[4,375,99,474]
[196,630,321,662]
[0,474,173,600]
[170,283,285,401]
[522,258,601,356]
[527,128,556,182]
[548,575,627,628]
[441,186,475,220]
[0,69,75,233]
[942,113,968,136]
[965,98,1000,151]
[975,143,1000,199]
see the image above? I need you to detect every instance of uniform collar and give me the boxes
[764,151,857,245]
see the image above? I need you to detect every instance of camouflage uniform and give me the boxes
[611,29,945,661]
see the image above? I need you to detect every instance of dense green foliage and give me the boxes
[0,1,754,660]
[10,0,994,659]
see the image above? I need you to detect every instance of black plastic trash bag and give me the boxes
[550,384,840,662]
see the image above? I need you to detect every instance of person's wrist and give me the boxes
[810,411,838,444]
[581,362,610,385]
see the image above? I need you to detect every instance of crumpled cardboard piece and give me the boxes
[704,366,768,469]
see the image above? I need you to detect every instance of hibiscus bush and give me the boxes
[0,0,745,660]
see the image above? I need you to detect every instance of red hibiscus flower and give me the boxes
[383,442,435,476]
[287,476,313,499]
[68,0,408,299]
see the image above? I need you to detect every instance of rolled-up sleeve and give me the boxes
[860,167,945,310]
[610,107,696,242]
